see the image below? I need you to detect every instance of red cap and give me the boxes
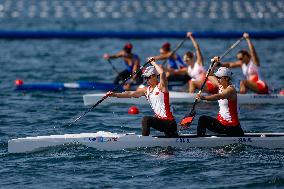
[124,43,133,50]
[162,42,171,51]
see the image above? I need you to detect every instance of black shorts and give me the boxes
[197,115,244,137]
[142,116,178,137]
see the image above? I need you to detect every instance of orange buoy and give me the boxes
[279,90,284,95]
[15,79,24,86]
[128,106,139,114]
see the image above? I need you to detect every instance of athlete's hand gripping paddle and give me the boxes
[179,37,245,130]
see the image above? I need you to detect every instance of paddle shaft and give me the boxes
[189,37,245,115]
[162,37,188,66]
[107,59,120,75]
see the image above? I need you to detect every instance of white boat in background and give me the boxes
[8,131,284,153]
[83,92,284,106]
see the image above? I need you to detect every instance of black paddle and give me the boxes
[67,36,188,127]
[180,37,245,130]
[107,59,120,75]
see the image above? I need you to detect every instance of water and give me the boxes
[0,0,284,188]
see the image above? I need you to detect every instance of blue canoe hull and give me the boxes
[15,81,183,91]
[15,81,124,91]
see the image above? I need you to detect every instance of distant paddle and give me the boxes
[107,59,120,75]
[67,36,188,127]
[180,37,245,130]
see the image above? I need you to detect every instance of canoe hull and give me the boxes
[8,131,284,153]
[15,81,183,91]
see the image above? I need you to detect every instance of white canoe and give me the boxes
[8,131,284,153]
[83,92,284,106]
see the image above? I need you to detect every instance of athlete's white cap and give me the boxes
[142,66,158,77]
[214,67,232,78]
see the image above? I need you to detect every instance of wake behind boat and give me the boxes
[83,92,284,105]
[8,131,284,153]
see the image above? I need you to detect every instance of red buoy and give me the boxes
[15,79,24,86]
[128,106,139,114]
[279,90,284,95]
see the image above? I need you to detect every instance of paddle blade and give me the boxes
[179,111,196,130]
[180,116,194,126]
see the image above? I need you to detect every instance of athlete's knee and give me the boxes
[142,116,153,129]
[197,116,209,130]
[142,116,151,125]
[198,115,209,125]
[142,116,152,136]
[197,116,208,136]
[192,80,198,86]
[241,80,249,86]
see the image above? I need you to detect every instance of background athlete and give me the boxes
[104,43,143,89]
[221,33,269,94]
[183,32,218,94]
[152,42,191,84]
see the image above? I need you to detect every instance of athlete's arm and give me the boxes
[152,54,169,61]
[172,67,188,75]
[150,58,168,93]
[222,61,242,68]
[107,88,146,98]
[104,51,125,59]
[187,32,203,66]
[206,57,220,86]
[197,87,234,101]
[244,32,260,67]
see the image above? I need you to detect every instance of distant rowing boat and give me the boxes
[83,92,284,105]
[8,131,284,153]
[14,80,183,91]
[15,81,124,91]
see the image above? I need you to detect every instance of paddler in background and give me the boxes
[221,32,269,94]
[183,32,218,94]
[107,57,178,137]
[152,42,191,84]
[104,43,143,90]
[196,56,244,137]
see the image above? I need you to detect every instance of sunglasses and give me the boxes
[217,76,230,80]
[237,55,245,61]
[144,75,154,81]
[183,58,192,61]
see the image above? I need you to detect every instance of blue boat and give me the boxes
[15,80,124,91]
[14,80,184,91]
